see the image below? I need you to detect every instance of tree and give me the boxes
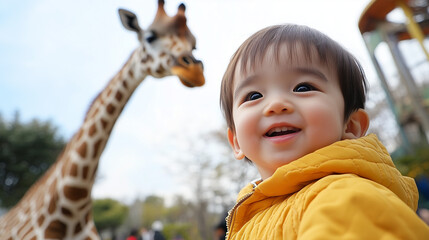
[117,127,259,240]
[141,195,166,229]
[163,222,193,240]
[394,147,429,177]
[93,198,128,236]
[166,127,259,240]
[393,146,429,208]
[163,195,196,240]
[208,128,259,204]
[0,112,65,208]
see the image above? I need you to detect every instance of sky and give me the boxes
[0,0,377,204]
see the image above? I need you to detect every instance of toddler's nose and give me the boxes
[263,98,294,116]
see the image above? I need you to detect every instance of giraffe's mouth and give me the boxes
[171,56,205,88]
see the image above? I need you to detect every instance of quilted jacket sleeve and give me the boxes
[297,177,429,240]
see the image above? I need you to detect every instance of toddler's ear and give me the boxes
[342,109,369,140]
[227,128,245,160]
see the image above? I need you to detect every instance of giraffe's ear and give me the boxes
[118,9,142,35]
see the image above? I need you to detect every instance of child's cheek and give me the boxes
[234,110,259,152]
[306,102,344,143]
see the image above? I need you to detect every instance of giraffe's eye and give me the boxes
[182,56,192,65]
[146,31,157,43]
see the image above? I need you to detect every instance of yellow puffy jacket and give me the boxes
[226,134,429,239]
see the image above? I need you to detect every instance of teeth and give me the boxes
[267,126,299,136]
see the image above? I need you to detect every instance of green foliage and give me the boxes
[141,195,166,228]
[163,195,194,223]
[393,145,429,208]
[93,198,129,231]
[135,194,220,240]
[163,223,193,240]
[0,112,65,208]
[393,146,429,178]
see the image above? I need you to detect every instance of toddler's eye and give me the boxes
[293,83,317,92]
[245,92,263,102]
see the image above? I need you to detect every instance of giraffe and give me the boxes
[0,1,204,239]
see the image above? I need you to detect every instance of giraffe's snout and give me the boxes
[171,54,205,87]
[194,59,204,70]
[180,55,203,70]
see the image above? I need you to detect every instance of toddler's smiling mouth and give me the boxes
[265,126,301,137]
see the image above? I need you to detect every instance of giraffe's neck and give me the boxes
[56,47,150,210]
[0,47,151,239]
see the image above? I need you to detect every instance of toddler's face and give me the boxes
[228,44,347,179]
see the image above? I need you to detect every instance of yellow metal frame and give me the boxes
[396,0,429,60]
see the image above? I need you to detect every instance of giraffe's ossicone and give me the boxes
[0,1,204,239]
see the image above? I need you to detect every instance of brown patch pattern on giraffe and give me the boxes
[48,182,58,214]
[74,222,82,235]
[123,80,128,89]
[45,219,67,239]
[106,103,116,115]
[77,142,88,158]
[71,163,78,177]
[64,185,88,201]
[115,91,123,101]
[48,197,57,214]
[89,123,97,137]
[93,139,103,158]
[128,69,134,78]
[141,55,153,63]
[61,207,73,218]
[101,118,108,129]
[38,215,45,226]
[83,165,89,179]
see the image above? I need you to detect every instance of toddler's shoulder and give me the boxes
[310,173,396,198]
[298,174,429,239]
[302,173,414,217]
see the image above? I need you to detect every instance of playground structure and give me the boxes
[359,0,429,154]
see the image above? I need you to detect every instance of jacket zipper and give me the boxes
[225,191,254,240]
[225,179,261,239]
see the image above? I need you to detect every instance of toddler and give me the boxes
[220,24,429,239]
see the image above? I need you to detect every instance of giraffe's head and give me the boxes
[119,0,205,87]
